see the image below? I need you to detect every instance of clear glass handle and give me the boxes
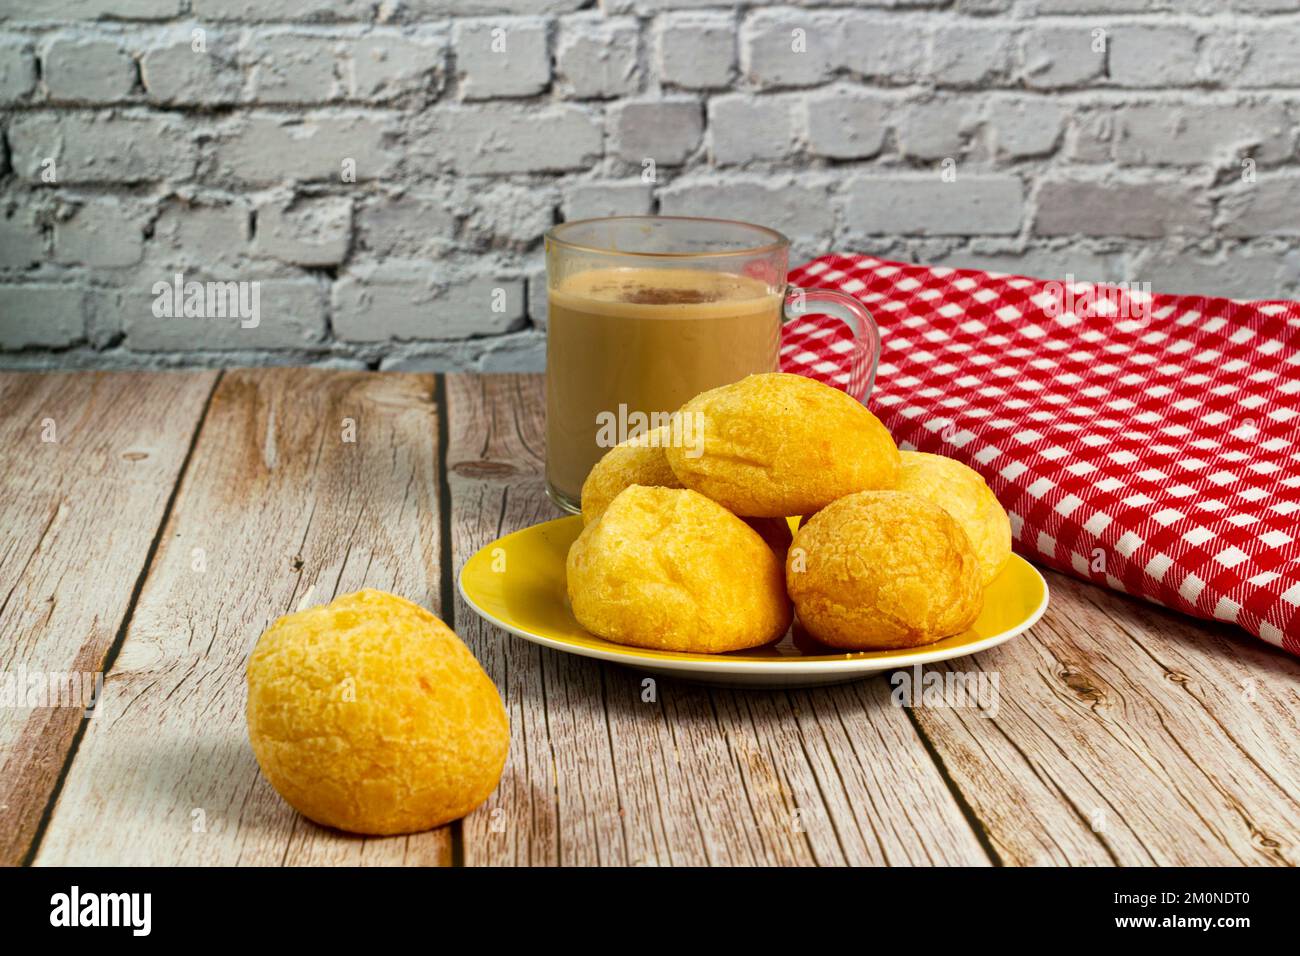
[782,286,882,402]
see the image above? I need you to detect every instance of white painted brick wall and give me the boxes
[0,1,1298,370]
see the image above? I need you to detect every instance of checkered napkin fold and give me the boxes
[782,254,1300,656]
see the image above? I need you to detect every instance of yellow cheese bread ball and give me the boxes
[896,451,1012,585]
[580,425,683,525]
[665,372,900,517]
[787,491,983,650]
[246,589,508,835]
[567,485,792,653]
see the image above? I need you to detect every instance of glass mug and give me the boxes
[544,216,881,515]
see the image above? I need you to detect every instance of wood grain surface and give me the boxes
[0,371,218,866]
[4,369,1296,867]
[444,374,990,866]
[909,573,1300,865]
[33,369,450,866]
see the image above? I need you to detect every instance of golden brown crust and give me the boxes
[664,373,900,517]
[786,491,983,650]
[580,425,683,525]
[896,451,1012,586]
[567,485,792,653]
[246,589,509,835]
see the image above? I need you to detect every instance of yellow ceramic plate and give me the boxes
[458,516,1048,687]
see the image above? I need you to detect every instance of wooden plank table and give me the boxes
[2,369,1297,867]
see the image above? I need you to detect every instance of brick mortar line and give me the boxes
[6,11,1300,25]
[2,3,1298,359]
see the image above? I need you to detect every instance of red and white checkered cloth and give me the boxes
[783,254,1300,656]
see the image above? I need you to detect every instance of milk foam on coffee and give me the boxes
[546,266,782,510]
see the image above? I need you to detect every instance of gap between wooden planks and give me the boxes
[909,576,1300,865]
[446,374,990,865]
[0,371,218,866]
[9,370,1298,866]
[445,374,1300,866]
[30,369,450,865]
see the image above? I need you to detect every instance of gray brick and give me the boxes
[246,34,340,104]
[657,176,832,242]
[1064,109,1112,162]
[837,16,928,82]
[122,277,328,351]
[0,206,45,268]
[893,100,978,161]
[85,287,123,348]
[1020,27,1106,89]
[469,330,547,373]
[556,16,639,99]
[43,37,137,103]
[931,26,1012,86]
[805,88,888,160]
[1034,178,1206,238]
[347,31,445,102]
[526,265,547,327]
[1133,243,1300,299]
[610,98,702,166]
[0,286,84,348]
[464,182,557,246]
[355,193,457,258]
[141,33,242,105]
[254,196,352,266]
[0,0,184,18]
[149,202,251,270]
[251,31,445,106]
[1201,30,1250,82]
[1031,0,1149,9]
[453,19,549,100]
[8,113,198,184]
[0,36,37,102]
[1113,103,1293,166]
[941,246,1118,283]
[404,0,585,13]
[956,0,1013,12]
[1229,0,1300,9]
[53,198,144,268]
[843,175,1025,236]
[1228,0,1300,10]
[561,180,653,220]
[741,10,835,89]
[434,104,602,174]
[604,0,742,13]
[332,262,525,342]
[1135,243,1300,299]
[8,0,1300,372]
[1237,28,1300,87]
[1109,26,1202,87]
[708,95,794,165]
[215,113,397,184]
[379,330,547,373]
[985,98,1066,158]
[191,0,369,19]
[655,13,734,90]
[1220,176,1300,237]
